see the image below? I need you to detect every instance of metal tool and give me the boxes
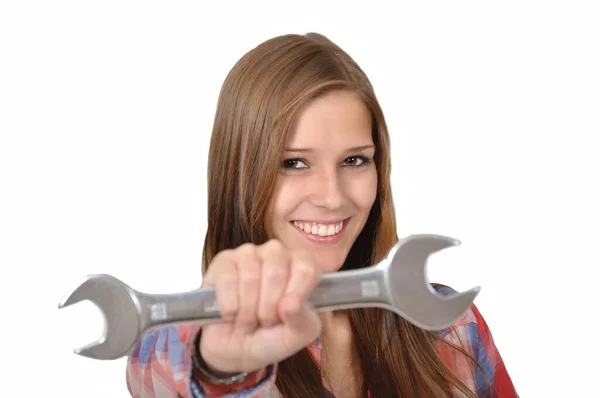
[58,234,480,360]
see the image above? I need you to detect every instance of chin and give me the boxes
[311,249,349,273]
[275,222,357,272]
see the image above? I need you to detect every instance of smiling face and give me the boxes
[268,89,378,272]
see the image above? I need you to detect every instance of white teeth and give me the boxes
[318,225,327,236]
[293,220,345,237]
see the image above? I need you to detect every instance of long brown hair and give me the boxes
[202,32,489,398]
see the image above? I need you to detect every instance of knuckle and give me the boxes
[296,261,319,280]
[265,268,286,284]
[204,256,238,286]
[219,271,238,288]
[213,248,234,261]
[237,243,261,264]
[262,239,286,257]
[216,280,238,313]
[239,270,260,288]
[202,270,218,287]
[265,238,283,249]
[237,242,256,254]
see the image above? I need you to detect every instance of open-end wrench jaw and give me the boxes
[382,234,481,331]
[58,274,143,360]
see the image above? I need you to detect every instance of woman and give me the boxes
[126,32,518,398]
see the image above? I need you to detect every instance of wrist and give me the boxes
[193,330,249,385]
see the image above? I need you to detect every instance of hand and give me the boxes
[198,239,323,373]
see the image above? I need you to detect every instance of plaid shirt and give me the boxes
[126,287,518,397]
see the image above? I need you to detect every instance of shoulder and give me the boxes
[434,284,504,363]
[432,285,487,394]
[431,285,481,376]
[432,284,480,338]
[432,285,519,397]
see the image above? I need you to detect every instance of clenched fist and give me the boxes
[198,239,323,373]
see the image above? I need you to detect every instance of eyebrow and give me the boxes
[284,144,375,152]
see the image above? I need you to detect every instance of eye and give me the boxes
[343,155,371,167]
[282,158,308,169]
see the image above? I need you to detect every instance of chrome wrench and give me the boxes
[58,234,480,360]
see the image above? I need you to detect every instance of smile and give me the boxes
[290,219,349,243]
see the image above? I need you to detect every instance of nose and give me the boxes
[308,167,345,209]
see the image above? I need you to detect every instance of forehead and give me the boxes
[286,89,373,148]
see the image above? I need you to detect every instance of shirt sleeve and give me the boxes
[433,286,519,398]
[125,324,277,397]
[469,304,519,398]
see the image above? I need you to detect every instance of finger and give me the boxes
[256,240,290,327]
[247,294,322,368]
[214,260,239,319]
[202,249,234,287]
[284,250,323,302]
[278,293,322,343]
[235,244,261,332]
[201,249,240,318]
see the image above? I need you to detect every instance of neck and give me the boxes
[318,310,353,345]
[318,310,364,397]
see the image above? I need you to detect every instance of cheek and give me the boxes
[268,179,302,231]
[348,169,378,209]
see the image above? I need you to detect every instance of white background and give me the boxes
[1,1,599,397]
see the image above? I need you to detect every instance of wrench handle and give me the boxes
[308,266,388,311]
[143,288,225,329]
[142,266,388,329]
